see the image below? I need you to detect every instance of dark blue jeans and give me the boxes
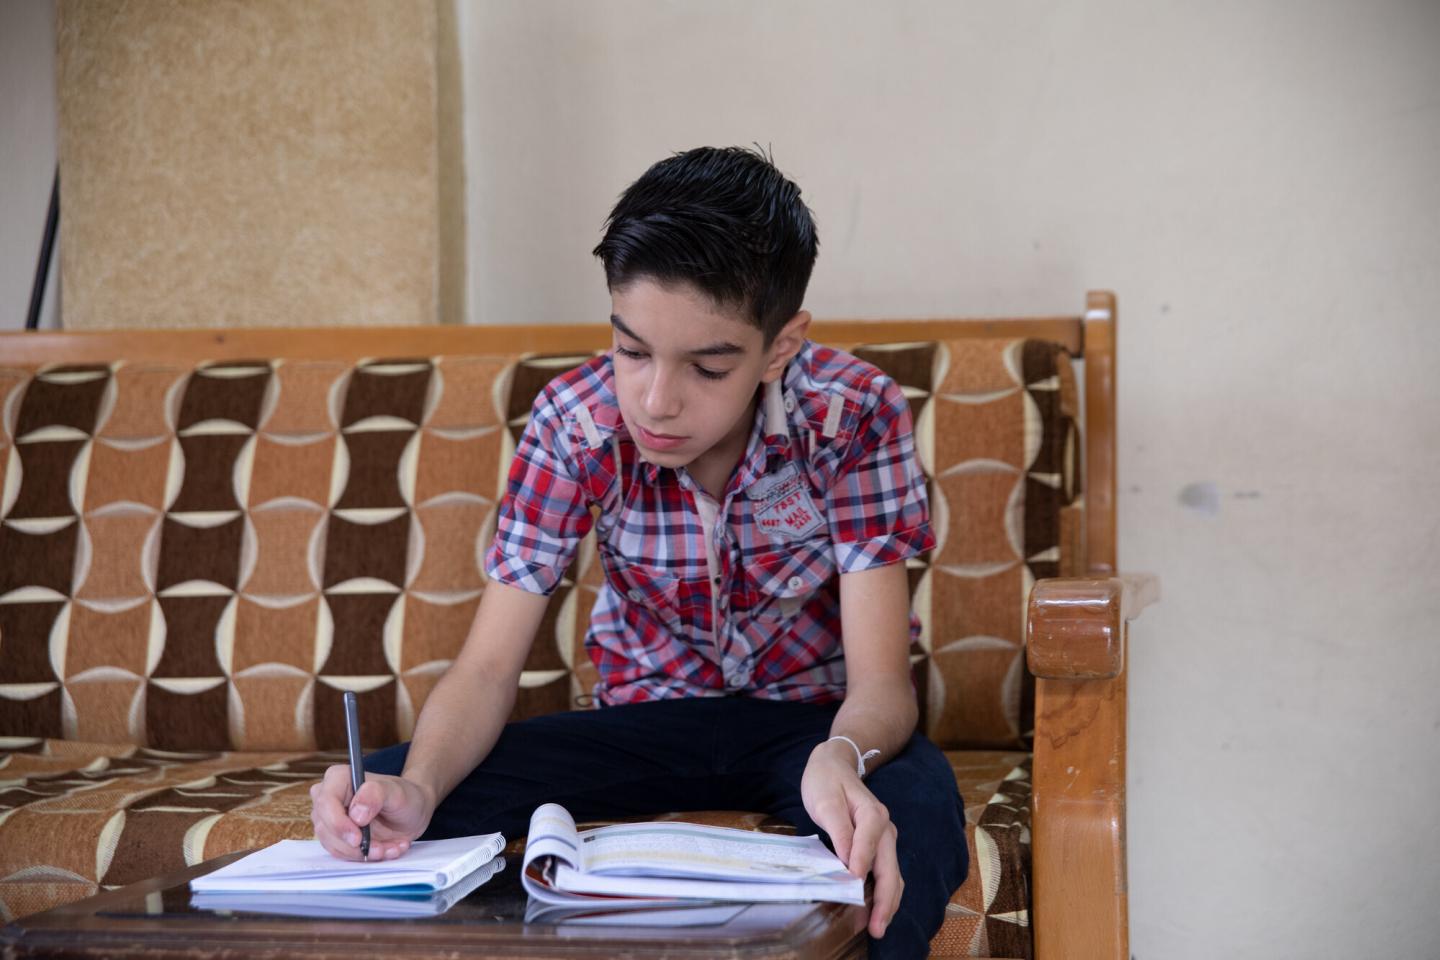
[366,697,967,958]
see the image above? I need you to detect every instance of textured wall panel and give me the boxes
[56,0,451,329]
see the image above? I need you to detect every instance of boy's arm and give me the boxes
[310,578,551,861]
[800,559,917,939]
[313,380,593,861]
[397,578,553,814]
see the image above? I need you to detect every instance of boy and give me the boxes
[310,146,967,957]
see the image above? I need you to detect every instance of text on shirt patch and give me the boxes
[747,463,824,543]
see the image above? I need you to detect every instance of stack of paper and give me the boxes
[189,832,505,918]
[191,856,506,919]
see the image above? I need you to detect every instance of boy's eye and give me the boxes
[615,345,727,381]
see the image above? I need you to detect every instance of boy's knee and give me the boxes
[871,737,961,812]
[868,736,968,877]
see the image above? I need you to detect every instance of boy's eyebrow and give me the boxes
[610,315,747,358]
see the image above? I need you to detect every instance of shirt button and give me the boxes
[787,576,804,591]
[628,589,644,602]
[784,394,796,413]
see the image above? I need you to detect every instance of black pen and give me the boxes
[342,691,370,861]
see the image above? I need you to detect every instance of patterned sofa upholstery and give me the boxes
[0,323,1085,958]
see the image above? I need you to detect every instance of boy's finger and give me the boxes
[365,837,412,861]
[811,797,854,865]
[847,803,888,879]
[312,767,369,846]
[321,763,356,802]
[347,779,388,826]
[868,826,903,939]
[312,784,354,835]
[310,799,362,860]
[313,831,357,861]
[848,790,892,876]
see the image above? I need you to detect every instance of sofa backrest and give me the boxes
[0,321,1085,753]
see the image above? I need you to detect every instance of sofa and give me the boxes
[0,291,1154,959]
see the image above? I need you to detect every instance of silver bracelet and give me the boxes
[826,735,881,778]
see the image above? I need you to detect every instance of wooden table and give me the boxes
[0,852,868,959]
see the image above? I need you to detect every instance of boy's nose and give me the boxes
[642,370,682,419]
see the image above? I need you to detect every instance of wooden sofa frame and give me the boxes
[1,290,1156,960]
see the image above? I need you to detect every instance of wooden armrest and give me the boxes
[1026,573,1160,680]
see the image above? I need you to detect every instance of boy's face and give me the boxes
[609,279,808,479]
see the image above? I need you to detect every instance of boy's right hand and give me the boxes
[309,763,435,861]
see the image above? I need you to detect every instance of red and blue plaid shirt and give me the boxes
[483,340,934,705]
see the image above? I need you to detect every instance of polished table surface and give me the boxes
[1,851,868,959]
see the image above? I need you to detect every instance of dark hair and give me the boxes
[592,145,819,345]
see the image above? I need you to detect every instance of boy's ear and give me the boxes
[760,310,811,383]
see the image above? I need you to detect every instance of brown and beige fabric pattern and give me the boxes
[0,336,1076,958]
[846,340,1081,749]
[0,356,519,751]
[0,741,331,919]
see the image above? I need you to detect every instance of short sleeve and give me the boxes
[482,387,594,595]
[825,375,935,573]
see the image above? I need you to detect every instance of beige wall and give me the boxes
[0,0,60,332]
[55,0,462,329]
[460,1,1440,956]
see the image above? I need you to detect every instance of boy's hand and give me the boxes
[309,764,435,862]
[800,739,903,940]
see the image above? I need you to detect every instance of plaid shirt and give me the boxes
[483,340,934,705]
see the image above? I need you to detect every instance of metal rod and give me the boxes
[26,167,60,331]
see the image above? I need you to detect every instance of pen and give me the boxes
[342,690,370,862]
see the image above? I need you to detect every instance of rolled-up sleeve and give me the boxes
[826,375,935,573]
[483,389,593,595]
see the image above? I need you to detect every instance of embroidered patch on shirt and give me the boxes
[747,463,824,543]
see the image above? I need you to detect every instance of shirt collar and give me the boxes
[731,378,794,492]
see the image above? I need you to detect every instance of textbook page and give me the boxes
[523,803,684,909]
[521,803,863,906]
[578,820,857,882]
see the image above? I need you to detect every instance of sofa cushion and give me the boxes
[0,737,325,921]
[936,750,1033,958]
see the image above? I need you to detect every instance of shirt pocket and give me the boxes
[741,539,837,622]
[603,550,683,633]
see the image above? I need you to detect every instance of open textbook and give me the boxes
[189,832,505,895]
[190,855,506,919]
[521,803,863,908]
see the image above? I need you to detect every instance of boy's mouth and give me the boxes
[633,423,688,451]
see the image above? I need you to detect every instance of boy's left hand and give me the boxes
[800,738,902,939]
